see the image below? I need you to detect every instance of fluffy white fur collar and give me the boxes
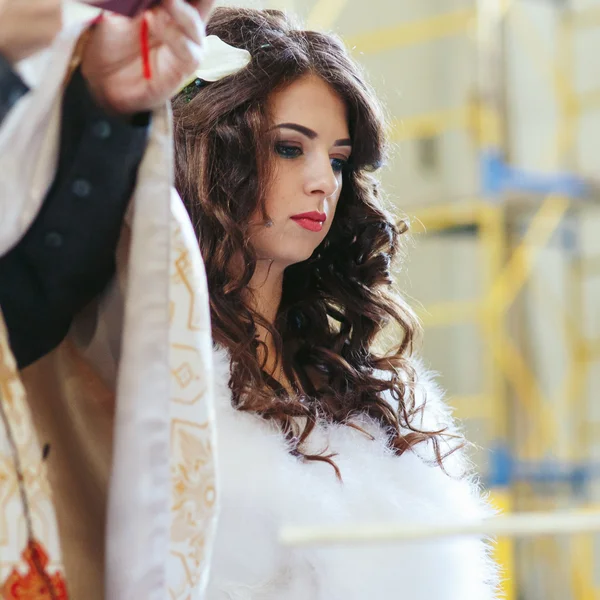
[205,347,499,599]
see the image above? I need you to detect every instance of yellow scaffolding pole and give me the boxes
[409,199,488,232]
[418,300,481,329]
[478,204,507,436]
[389,106,471,142]
[345,9,476,55]
[448,394,491,421]
[486,195,570,316]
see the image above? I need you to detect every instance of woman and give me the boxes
[174,7,499,599]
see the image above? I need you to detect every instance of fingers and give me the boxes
[152,12,204,71]
[148,0,206,76]
[32,0,63,50]
[187,0,216,22]
[0,0,63,62]
[161,0,205,46]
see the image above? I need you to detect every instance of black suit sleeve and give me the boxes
[0,53,29,125]
[0,67,151,368]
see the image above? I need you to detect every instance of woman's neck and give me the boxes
[248,259,285,328]
[245,259,285,380]
[247,259,296,394]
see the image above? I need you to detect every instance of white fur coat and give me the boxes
[206,347,499,599]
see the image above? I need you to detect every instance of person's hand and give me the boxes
[0,0,62,64]
[189,0,213,22]
[81,0,215,116]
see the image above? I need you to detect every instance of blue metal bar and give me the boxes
[481,149,589,199]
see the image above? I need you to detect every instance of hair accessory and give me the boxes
[181,78,207,103]
[178,35,251,94]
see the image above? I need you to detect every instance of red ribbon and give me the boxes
[91,11,105,27]
[140,15,152,79]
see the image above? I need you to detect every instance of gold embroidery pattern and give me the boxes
[168,213,218,599]
[0,313,66,592]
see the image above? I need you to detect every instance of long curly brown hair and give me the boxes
[173,7,459,476]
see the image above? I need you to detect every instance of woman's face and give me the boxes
[250,74,352,267]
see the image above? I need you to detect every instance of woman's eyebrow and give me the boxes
[273,123,352,148]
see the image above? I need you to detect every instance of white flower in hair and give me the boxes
[180,35,251,90]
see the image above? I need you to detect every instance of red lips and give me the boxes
[290,211,327,232]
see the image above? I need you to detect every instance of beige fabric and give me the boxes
[0,312,67,595]
[21,342,113,600]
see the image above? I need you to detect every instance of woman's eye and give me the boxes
[330,157,348,173]
[275,143,302,158]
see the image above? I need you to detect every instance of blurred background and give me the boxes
[67,0,600,597]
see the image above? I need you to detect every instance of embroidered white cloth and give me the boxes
[0,21,218,600]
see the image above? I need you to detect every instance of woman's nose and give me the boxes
[304,155,340,199]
